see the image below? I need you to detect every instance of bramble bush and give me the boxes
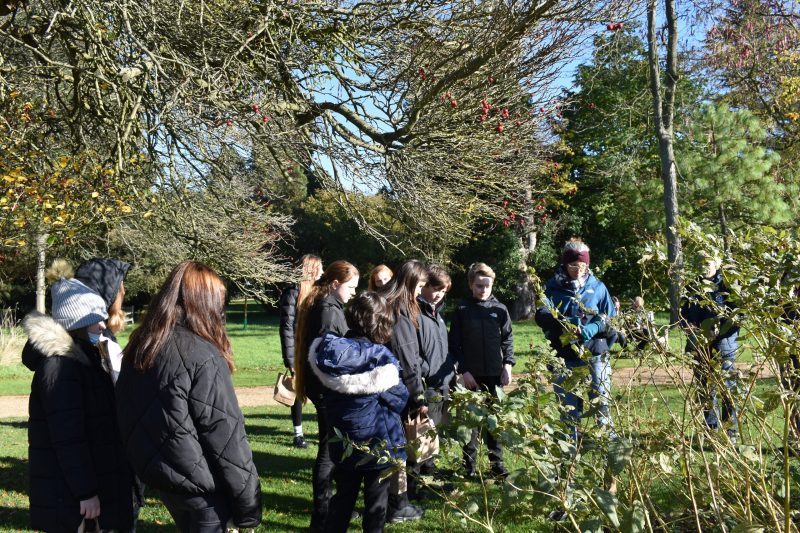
[419,222,800,532]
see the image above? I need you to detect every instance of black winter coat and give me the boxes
[680,271,739,344]
[115,325,262,528]
[22,312,136,533]
[417,297,455,398]
[278,284,299,368]
[302,293,349,404]
[389,305,426,408]
[449,296,515,377]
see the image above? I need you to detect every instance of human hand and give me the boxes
[461,371,478,390]
[500,365,513,386]
[80,495,101,519]
[417,404,429,416]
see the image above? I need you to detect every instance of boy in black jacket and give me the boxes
[449,262,514,479]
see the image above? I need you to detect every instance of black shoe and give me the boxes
[387,503,424,523]
[293,435,308,449]
[490,464,509,480]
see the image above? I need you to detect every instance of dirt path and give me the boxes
[0,364,776,419]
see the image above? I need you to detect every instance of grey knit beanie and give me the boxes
[51,278,108,331]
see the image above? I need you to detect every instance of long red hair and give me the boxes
[124,261,234,372]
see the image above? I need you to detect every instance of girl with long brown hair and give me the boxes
[378,260,428,522]
[293,259,359,532]
[116,261,261,532]
[279,254,323,448]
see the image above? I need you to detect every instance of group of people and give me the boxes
[21,236,748,532]
[23,259,261,532]
[279,257,514,532]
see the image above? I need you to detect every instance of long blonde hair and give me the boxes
[294,260,359,402]
[296,254,322,311]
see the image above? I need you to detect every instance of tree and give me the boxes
[678,103,788,249]
[646,0,684,323]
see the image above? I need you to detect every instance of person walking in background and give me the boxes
[309,292,408,533]
[449,262,514,480]
[681,256,740,443]
[279,254,323,449]
[22,260,137,532]
[115,261,262,532]
[535,239,618,441]
[379,260,428,522]
[369,264,393,291]
[414,264,455,484]
[294,260,360,532]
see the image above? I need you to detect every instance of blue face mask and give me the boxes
[88,332,102,345]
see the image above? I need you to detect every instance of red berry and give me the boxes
[252,104,260,113]
[496,122,504,133]
[501,107,509,119]
[262,115,270,122]
[226,119,233,127]
[450,99,458,107]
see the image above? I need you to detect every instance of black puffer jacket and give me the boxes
[22,312,136,533]
[278,284,299,368]
[302,293,349,404]
[389,305,425,409]
[115,325,261,528]
[449,296,514,377]
[417,297,455,398]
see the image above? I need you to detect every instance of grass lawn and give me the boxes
[0,404,552,532]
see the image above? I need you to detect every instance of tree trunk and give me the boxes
[647,0,683,325]
[512,188,538,320]
[718,203,729,252]
[35,233,48,313]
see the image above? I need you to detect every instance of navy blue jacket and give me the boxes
[680,271,739,343]
[310,333,409,470]
[417,297,455,398]
[449,296,514,377]
[536,267,617,360]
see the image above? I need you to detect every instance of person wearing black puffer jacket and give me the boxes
[449,262,514,480]
[115,261,261,532]
[278,254,323,449]
[294,260,360,533]
[23,261,136,533]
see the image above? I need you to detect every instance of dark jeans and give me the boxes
[291,396,304,427]
[311,402,335,531]
[160,492,230,533]
[689,334,739,430]
[463,376,503,471]
[325,468,390,533]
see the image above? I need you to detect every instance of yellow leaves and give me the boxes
[9,91,20,98]
[120,205,132,214]
[58,156,69,169]
[787,112,800,122]
[91,191,100,198]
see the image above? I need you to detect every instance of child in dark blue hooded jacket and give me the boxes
[309,291,409,533]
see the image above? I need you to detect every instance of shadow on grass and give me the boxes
[0,419,27,429]
[0,455,28,493]
[0,505,28,531]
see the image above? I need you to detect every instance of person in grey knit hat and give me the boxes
[20,260,139,532]
[50,277,108,332]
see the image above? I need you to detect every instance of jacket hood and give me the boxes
[467,295,501,306]
[21,311,91,370]
[309,333,400,395]
[75,258,131,309]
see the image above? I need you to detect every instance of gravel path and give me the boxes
[0,364,775,419]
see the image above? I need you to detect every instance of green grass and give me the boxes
[0,404,551,532]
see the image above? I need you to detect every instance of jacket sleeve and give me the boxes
[500,306,515,366]
[535,305,565,351]
[38,357,98,501]
[278,287,297,368]
[390,319,425,408]
[448,308,464,369]
[189,356,262,528]
[379,382,410,414]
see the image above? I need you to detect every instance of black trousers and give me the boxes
[291,396,304,427]
[325,468,390,533]
[311,402,335,531]
[160,492,230,533]
[463,375,503,471]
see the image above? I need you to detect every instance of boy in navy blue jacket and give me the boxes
[449,262,514,479]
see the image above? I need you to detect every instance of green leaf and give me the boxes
[593,487,620,527]
[580,518,603,533]
[608,438,633,475]
[456,425,472,445]
[464,501,479,515]
[731,524,765,533]
[620,500,647,533]
[658,452,673,474]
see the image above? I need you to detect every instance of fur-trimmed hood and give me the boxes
[22,311,92,370]
[309,333,400,395]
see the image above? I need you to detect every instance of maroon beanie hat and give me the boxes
[561,248,590,266]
